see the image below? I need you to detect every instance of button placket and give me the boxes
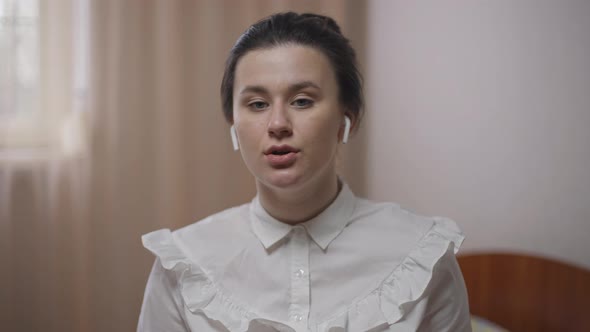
[288,226,310,330]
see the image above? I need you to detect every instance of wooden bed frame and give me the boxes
[457,253,590,332]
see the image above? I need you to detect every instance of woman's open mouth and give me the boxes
[264,145,300,168]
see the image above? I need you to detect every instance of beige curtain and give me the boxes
[0,1,366,331]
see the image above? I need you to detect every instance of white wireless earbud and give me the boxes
[342,116,351,144]
[230,125,239,151]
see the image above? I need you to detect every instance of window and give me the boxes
[0,0,42,148]
[0,0,89,157]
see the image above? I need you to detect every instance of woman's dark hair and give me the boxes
[220,12,364,129]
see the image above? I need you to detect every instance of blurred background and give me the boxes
[0,0,589,331]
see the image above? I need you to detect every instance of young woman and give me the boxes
[138,12,471,332]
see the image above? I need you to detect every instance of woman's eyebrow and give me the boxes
[239,81,321,96]
[288,81,321,94]
[239,85,268,96]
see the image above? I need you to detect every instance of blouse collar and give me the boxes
[249,182,356,251]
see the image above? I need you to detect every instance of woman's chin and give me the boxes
[258,170,304,190]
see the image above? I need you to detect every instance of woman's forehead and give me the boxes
[233,45,337,94]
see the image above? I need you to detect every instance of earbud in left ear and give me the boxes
[342,116,351,144]
[230,125,239,151]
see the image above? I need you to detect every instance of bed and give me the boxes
[458,253,590,332]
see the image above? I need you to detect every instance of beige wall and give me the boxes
[365,0,590,268]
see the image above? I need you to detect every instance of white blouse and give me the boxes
[138,183,472,332]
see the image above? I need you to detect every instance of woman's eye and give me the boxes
[248,101,268,110]
[292,98,313,108]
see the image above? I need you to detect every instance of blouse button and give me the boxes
[294,269,305,278]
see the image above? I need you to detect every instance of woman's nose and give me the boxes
[267,105,292,139]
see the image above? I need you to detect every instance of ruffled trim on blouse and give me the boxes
[142,216,464,332]
[315,217,465,332]
[142,229,265,332]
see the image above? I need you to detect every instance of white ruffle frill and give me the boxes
[143,229,267,332]
[315,217,464,331]
[142,216,464,332]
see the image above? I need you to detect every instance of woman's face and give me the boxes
[232,45,346,191]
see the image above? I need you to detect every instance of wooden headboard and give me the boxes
[457,253,590,332]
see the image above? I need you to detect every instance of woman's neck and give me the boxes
[257,174,340,225]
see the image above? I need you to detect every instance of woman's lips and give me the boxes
[265,151,299,168]
[264,144,300,168]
